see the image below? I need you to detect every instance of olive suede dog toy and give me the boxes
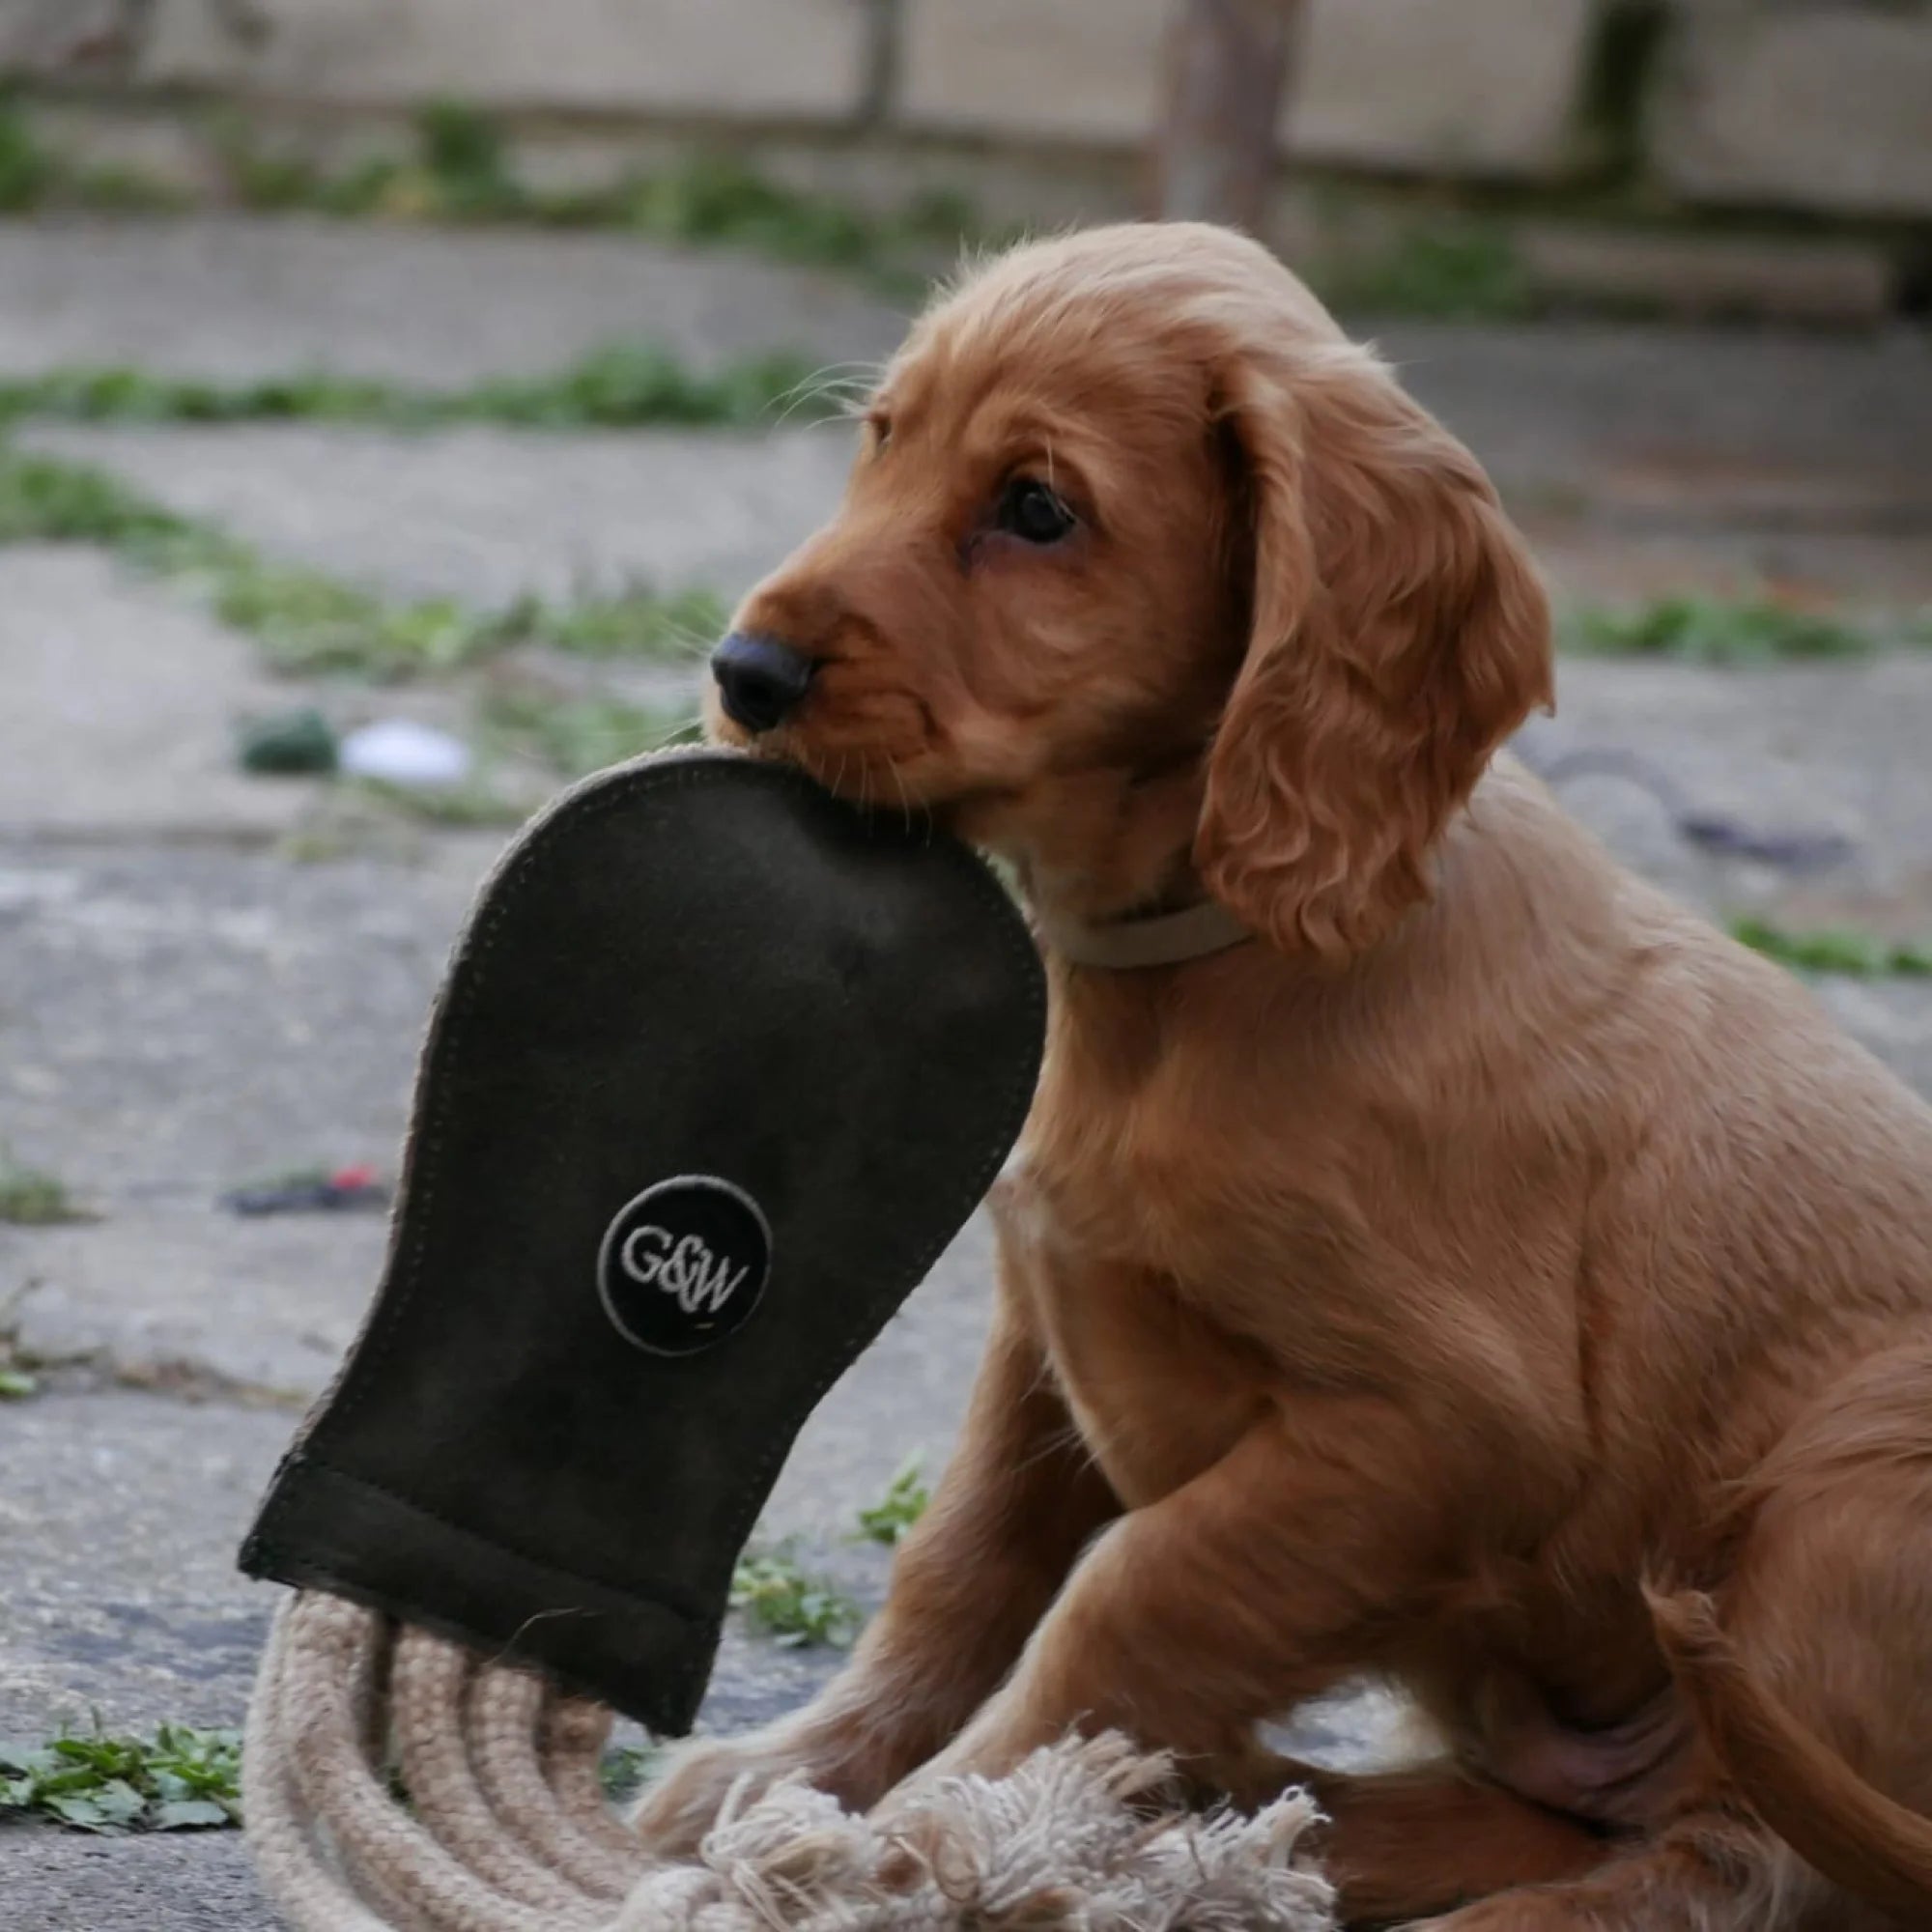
[236,748,1334,1932]
[240,747,1044,1726]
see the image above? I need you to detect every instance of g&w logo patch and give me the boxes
[596,1176,772,1356]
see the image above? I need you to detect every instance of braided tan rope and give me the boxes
[540,1693,664,1879]
[467,1665,639,1897]
[389,1631,608,1920]
[245,1587,1338,1931]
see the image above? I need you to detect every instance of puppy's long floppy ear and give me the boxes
[1195,343,1551,959]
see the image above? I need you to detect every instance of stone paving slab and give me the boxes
[896,0,1597,177]
[138,0,873,122]
[0,842,481,1199]
[1383,322,1932,511]
[18,422,855,610]
[1526,657,1932,1099]
[1654,4,1932,220]
[1289,0,1596,178]
[0,219,907,384]
[0,548,323,844]
[0,1393,287,1740]
[1537,654,1932,921]
[1379,323,1932,610]
[0,1826,269,1932]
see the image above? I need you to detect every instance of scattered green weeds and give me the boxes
[220,567,720,682]
[592,158,999,292]
[0,1723,242,1833]
[411,100,520,216]
[0,447,193,545]
[213,558,485,679]
[0,340,822,433]
[729,1548,862,1649]
[855,1458,930,1548]
[1314,221,1535,321]
[3,95,991,290]
[1565,596,1918,664]
[0,1145,92,1227]
[0,445,723,684]
[0,96,57,213]
[1731,918,1932,979]
[13,96,1899,327]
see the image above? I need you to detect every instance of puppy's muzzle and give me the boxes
[711,632,816,735]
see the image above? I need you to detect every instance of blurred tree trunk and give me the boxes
[1154,0,1302,231]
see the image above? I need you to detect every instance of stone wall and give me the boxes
[5,0,1930,220]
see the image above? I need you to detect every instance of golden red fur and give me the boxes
[637,223,1932,1930]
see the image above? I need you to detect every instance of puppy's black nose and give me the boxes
[710,632,815,735]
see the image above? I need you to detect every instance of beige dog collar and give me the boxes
[1034,897,1255,969]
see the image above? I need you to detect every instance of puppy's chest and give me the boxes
[1016,1076,1341,1293]
[995,1144,1281,1507]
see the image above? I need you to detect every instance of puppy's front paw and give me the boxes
[630,1715,902,1856]
[630,1734,802,1855]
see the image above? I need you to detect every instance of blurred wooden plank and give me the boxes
[1154,0,1300,229]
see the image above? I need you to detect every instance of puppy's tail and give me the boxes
[1647,1584,1932,1920]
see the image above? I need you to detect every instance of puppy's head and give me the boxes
[712,222,1550,958]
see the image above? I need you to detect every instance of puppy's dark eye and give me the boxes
[996,477,1076,546]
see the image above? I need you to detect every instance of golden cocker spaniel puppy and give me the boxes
[646,223,1932,1932]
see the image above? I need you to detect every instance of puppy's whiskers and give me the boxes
[773,361,888,430]
[884,755,913,833]
[644,711,703,753]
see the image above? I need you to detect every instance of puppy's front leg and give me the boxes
[632,1272,1119,1850]
[899,1398,1449,1790]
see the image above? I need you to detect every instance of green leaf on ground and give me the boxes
[1731,918,1932,979]
[599,1745,662,1801]
[0,1724,242,1833]
[855,1458,931,1548]
[729,1548,863,1649]
[0,1145,93,1226]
